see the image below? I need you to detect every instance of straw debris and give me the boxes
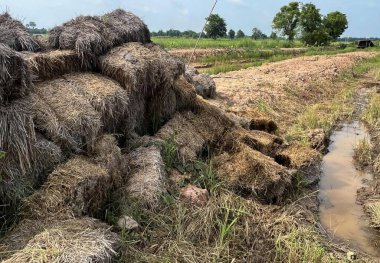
[22,157,111,220]
[0,13,42,52]
[0,44,32,105]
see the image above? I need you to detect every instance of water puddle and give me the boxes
[319,121,379,257]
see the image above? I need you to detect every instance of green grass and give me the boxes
[152,37,304,49]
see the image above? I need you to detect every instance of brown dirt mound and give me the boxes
[22,156,112,220]
[0,13,42,52]
[48,9,150,67]
[23,50,84,81]
[1,217,119,262]
[0,44,32,104]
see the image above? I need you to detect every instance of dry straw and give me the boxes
[0,13,42,52]
[0,44,32,105]
[48,9,151,67]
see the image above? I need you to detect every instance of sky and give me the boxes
[0,0,378,38]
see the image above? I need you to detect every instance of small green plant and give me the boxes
[192,160,223,194]
[353,138,372,167]
[162,135,178,169]
[0,151,5,159]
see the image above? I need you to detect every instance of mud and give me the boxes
[319,121,380,257]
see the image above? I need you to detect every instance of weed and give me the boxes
[353,138,372,167]
[161,134,178,169]
[368,201,380,227]
[363,94,380,126]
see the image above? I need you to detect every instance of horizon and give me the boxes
[0,0,379,38]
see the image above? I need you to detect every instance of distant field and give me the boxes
[152,37,304,49]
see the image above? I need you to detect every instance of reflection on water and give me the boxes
[319,121,379,257]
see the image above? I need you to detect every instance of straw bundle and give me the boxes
[102,9,150,45]
[22,157,112,220]
[213,144,292,203]
[23,50,84,81]
[2,217,119,263]
[0,13,42,52]
[0,44,32,105]
[120,146,166,207]
[64,73,130,132]
[48,9,151,68]
[31,80,102,152]
[173,76,197,111]
[100,42,185,97]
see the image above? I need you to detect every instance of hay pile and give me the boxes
[100,42,184,96]
[22,157,112,220]
[2,217,119,263]
[0,13,42,52]
[213,144,292,202]
[120,146,166,207]
[31,79,102,152]
[48,9,150,67]
[0,44,32,104]
[23,50,84,81]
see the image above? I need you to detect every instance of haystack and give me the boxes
[22,157,112,220]
[173,76,197,111]
[30,80,102,152]
[23,50,84,81]
[63,73,130,132]
[120,146,166,207]
[2,217,119,263]
[48,9,151,67]
[48,15,110,67]
[0,44,32,104]
[100,42,184,97]
[0,13,42,51]
[102,9,150,45]
[213,144,292,203]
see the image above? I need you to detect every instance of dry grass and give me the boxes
[100,42,184,96]
[0,44,32,104]
[23,50,84,81]
[119,146,166,207]
[2,217,119,263]
[354,138,372,167]
[22,157,111,220]
[0,12,42,52]
[363,94,380,126]
[367,201,380,228]
[31,79,102,152]
[48,9,150,67]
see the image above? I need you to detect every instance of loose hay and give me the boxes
[2,217,119,263]
[64,73,130,133]
[121,146,166,207]
[48,9,151,67]
[173,76,197,111]
[0,13,42,52]
[213,144,292,203]
[31,80,102,152]
[23,50,84,81]
[22,157,111,220]
[100,42,184,97]
[0,44,32,104]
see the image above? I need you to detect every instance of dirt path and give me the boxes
[210,52,376,133]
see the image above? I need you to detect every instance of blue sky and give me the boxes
[0,0,378,37]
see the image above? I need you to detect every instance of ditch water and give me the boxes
[318,121,380,257]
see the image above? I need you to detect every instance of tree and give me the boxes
[272,2,300,41]
[270,32,278,39]
[228,29,235,39]
[300,3,330,45]
[236,30,245,38]
[324,11,348,41]
[251,28,267,39]
[28,21,36,29]
[204,14,227,39]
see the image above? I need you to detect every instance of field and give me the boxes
[2,10,380,263]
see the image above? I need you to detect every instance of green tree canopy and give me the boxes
[272,2,300,41]
[228,29,235,39]
[324,11,348,41]
[236,30,245,38]
[300,3,330,46]
[204,14,227,39]
[251,28,267,39]
[270,32,278,39]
